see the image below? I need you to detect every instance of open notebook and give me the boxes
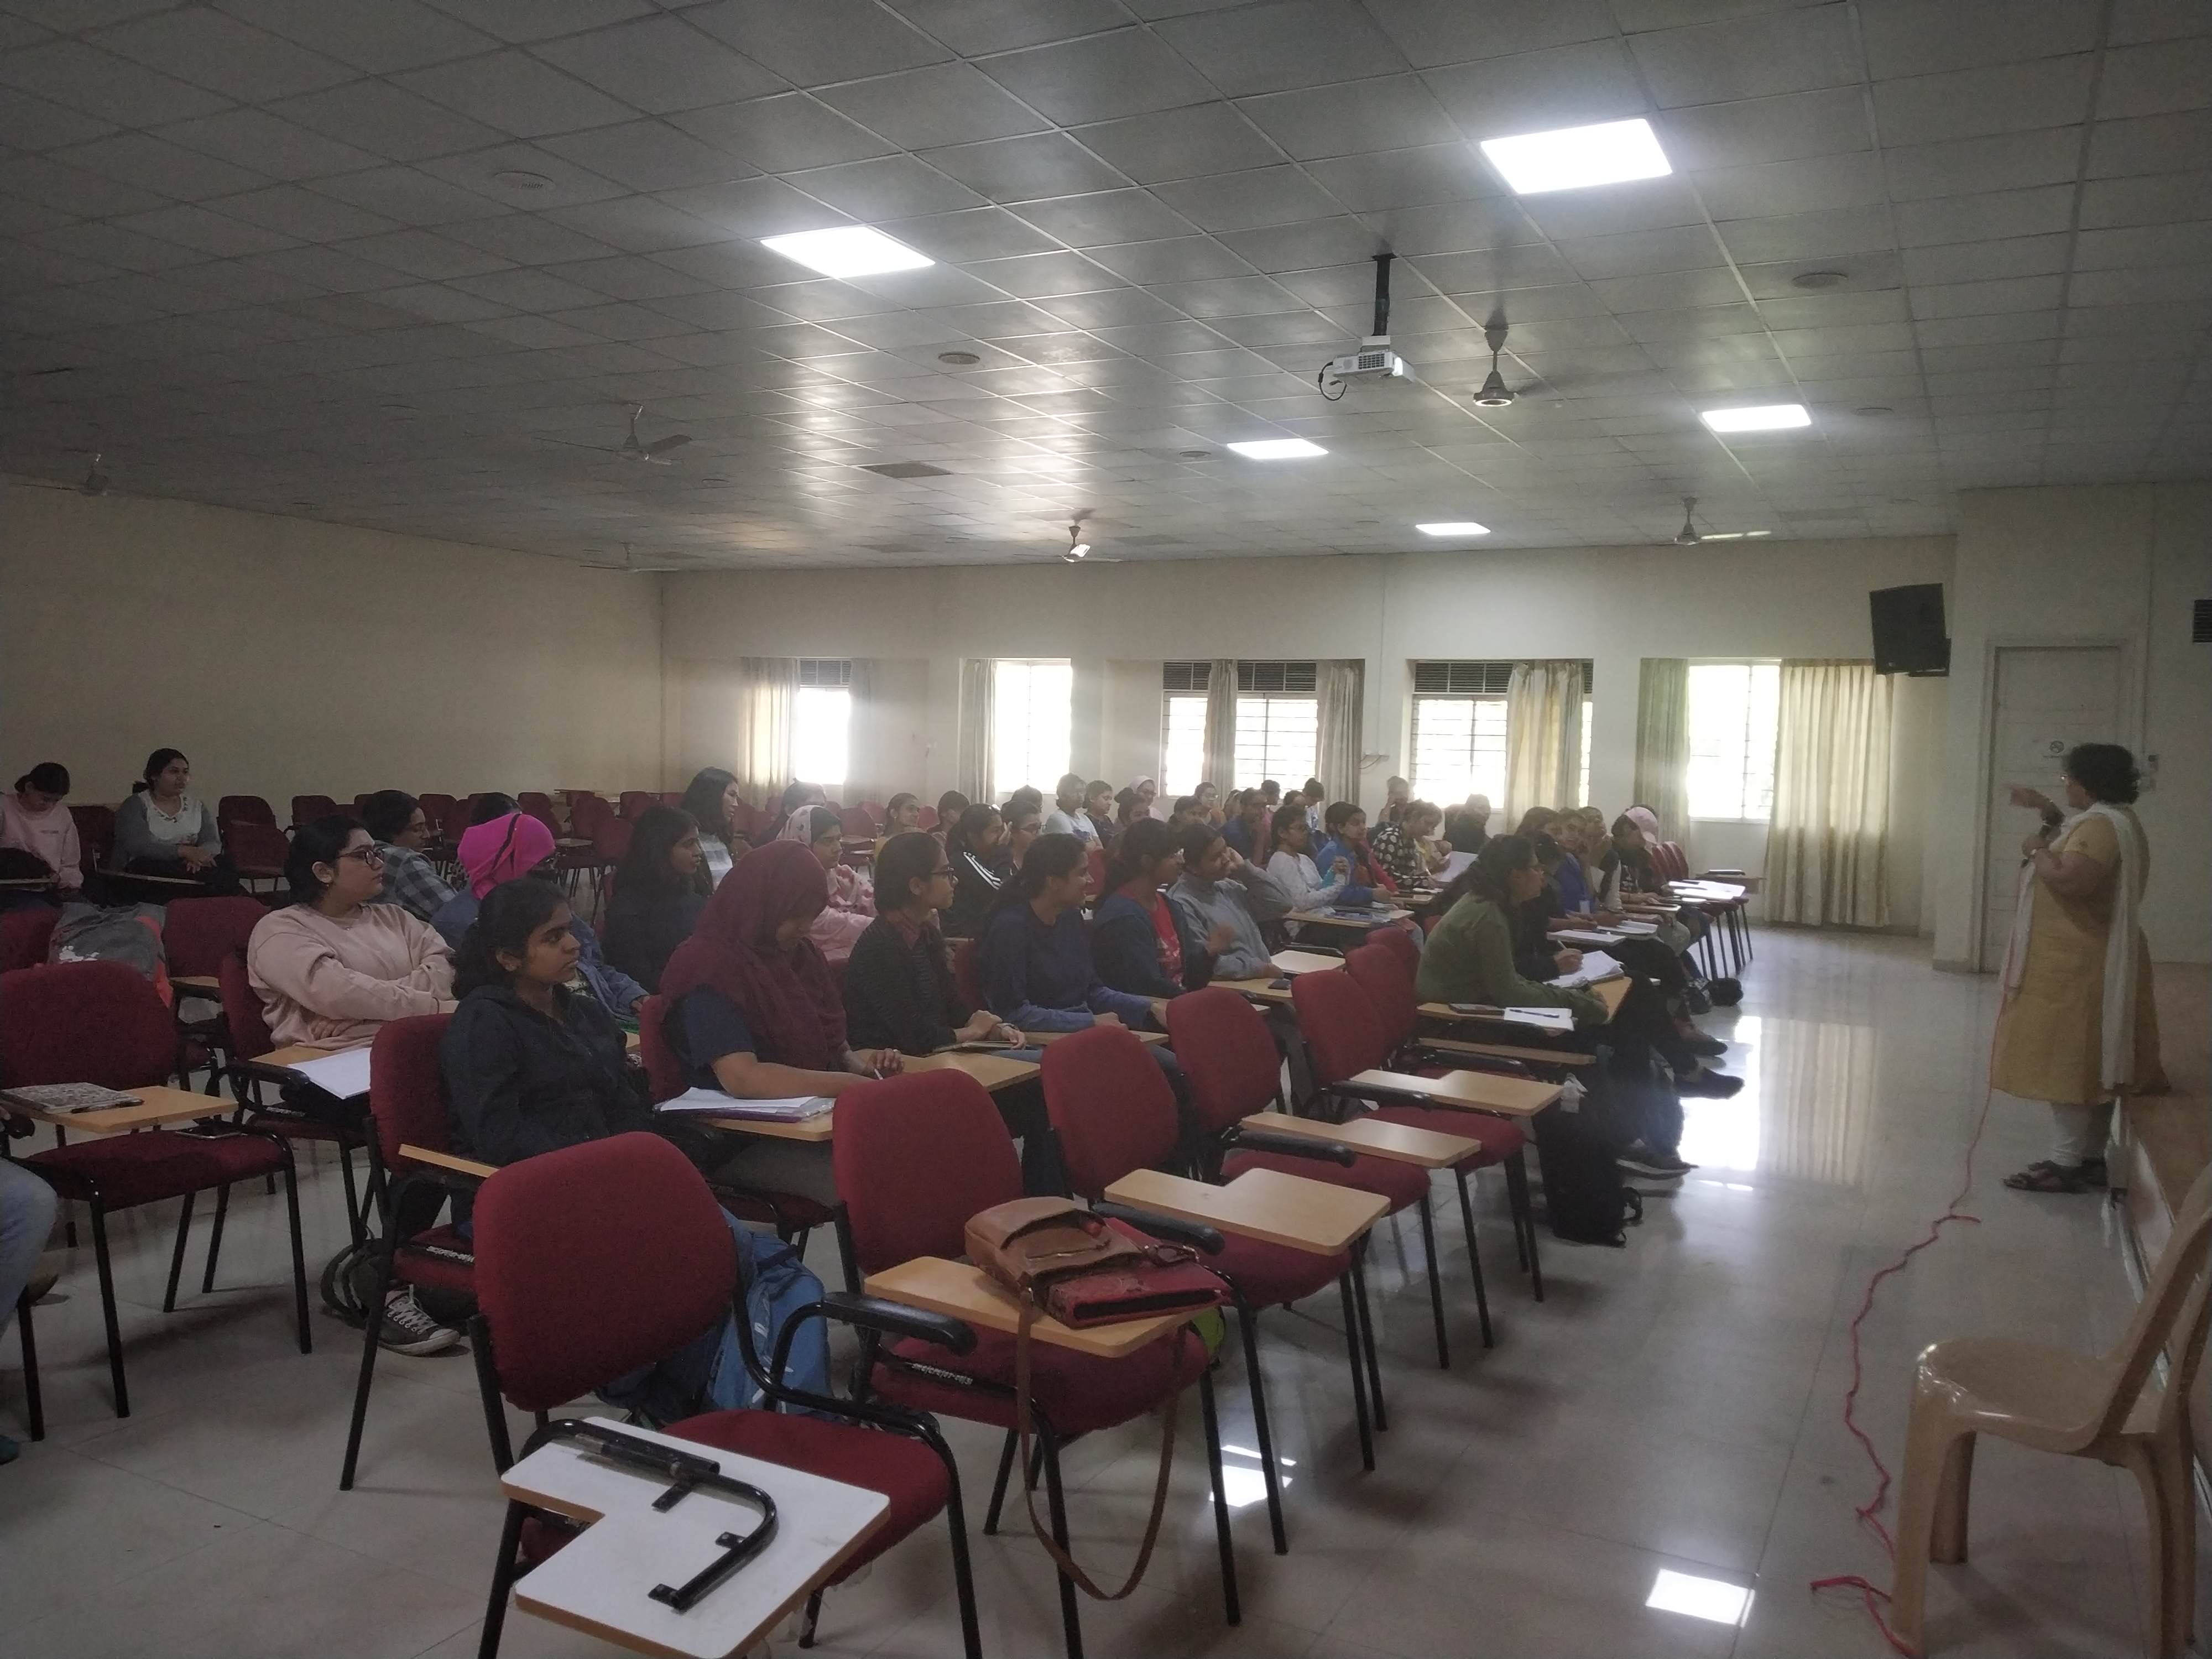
[655,1088,832,1123]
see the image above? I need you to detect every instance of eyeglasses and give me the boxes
[928,865,955,879]
[338,846,385,867]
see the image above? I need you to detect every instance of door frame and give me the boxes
[1969,634,2140,971]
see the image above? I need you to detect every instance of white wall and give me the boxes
[1,479,666,813]
[1931,484,2212,967]
[663,534,1957,933]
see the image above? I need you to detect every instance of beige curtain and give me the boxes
[734,657,796,807]
[1632,658,1689,833]
[956,658,994,804]
[1503,660,1584,823]
[1764,659,1893,927]
[1315,659,1363,805]
[844,659,878,804]
[1202,659,1238,795]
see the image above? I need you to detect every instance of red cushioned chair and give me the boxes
[833,1070,1240,1659]
[416,792,457,830]
[223,820,290,890]
[291,795,340,827]
[468,1132,983,1659]
[163,896,267,1084]
[516,792,560,837]
[5,962,308,1422]
[1344,942,1537,1316]
[951,935,985,1003]
[0,906,58,971]
[634,995,839,1259]
[69,802,113,884]
[338,1014,495,1489]
[837,803,878,841]
[1043,1024,1379,1551]
[618,790,655,821]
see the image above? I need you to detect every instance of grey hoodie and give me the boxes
[1167,859,1292,981]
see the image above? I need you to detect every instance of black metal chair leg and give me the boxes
[89,1206,127,1418]
[201,1182,229,1294]
[336,1141,364,1250]
[1234,1304,1287,1554]
[17,1289,42,1442]
[340,1222,403,1488]
[983,1426,1018,1535]
[1417,1197,1449,1369]
[939,1446,983,1659]
[1336,1270,1373,1470]
[1198,1368,1240,1626]
[477,1497,530,1659]
[799,1587,823,1647]
[1039,1428,1084,1659]
[162,1191,196,1313]
[1509,1151,1544,1301]
[1351,1243,1386,1432]
[279,1149,310,1354]
[1453,1170,1494,1348]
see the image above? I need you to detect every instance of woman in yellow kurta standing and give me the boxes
[1995,743,2166,1193]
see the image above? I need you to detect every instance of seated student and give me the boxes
[980,833,1162,1034]
[660,841,903,1206]
[603,805,711,992]
[1168,822,1294,982]
[1300,777,1328,834]
[1258,779,1282,812]
[680,768,748,888]
[931,791,969,846]
[0,1155,58,1462]
[1370,799,1438,886]
[1003,785,1044,826]
[361,789,455,924]
[1092,818,1228,997]
[1221,789,1270,860]
[1599,811,1703,954]
[872,792,923,859]
[1265,802,1371,919]
[781,804,873,961]
[112,748,242,894]
[945,802,1009,935]
[846,833,1023,1055]
[1193,781,1224,827]
[1004,796,1044,868]
[1041,773,1101,846]
[434,810,646,1019]
[1314,801,1396,894]
[771,779,830,842]
[1378,776,1412,828]
[1128,777,1163,821]
[1443,793,1492,854]
[1514,805,1562,841]
[1081,780,1118,847]
[1,761,81,894]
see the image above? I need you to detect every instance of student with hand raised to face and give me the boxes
[1167,821,1294,983]
[1265,800,1372,920]
[1091,817,1223,998]
[1315,800,1396,894]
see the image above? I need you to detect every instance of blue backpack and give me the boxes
[708,1228,831,1413]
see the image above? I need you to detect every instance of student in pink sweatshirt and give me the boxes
[0,762,82,891]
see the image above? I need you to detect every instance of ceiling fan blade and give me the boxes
[643,434,691,457]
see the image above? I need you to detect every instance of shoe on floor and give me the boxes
[1678,1069,1744,1098]
[378,1286,462,1356]
[1683,1032,1728,1058]
[1618,1150,1694,1177]
[2003,1160,2091,1194]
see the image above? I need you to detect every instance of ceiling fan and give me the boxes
[1472,323,1516,409]
[1672,496,1772,545]
[15,452,110,495]
[579,542,687,574]
[547,406,692,465]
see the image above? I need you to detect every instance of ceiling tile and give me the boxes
[2078,170,2212,229]
[1900,233,2070,285]
[671,93,896,175]
[980,28,1220,126]
[341,226,516,279]
[1303,142,1500,212]
[1073,103,1284,186]
[653,176,832,238]
[1908,273,2068,318]
[202,182,401,242]
[1412,242,1578,294]
[1235,74,1460,161]
[2067,264,2212,306]
[0,39,233,125]
[920,132,1129,203]
[1217,214,1386,271]
[1015,189,1198,247]
[2108,0,2212,44]
[1084,234,1252,283]
[111,201,299,256]
[878,206,1061,262]
[959,249,1125,298]
[311,165,515,226]
[443,210,619,265]
[0,89,116,151]
[779,154,985,220]
[1588,264,1746,312]
[1516,175,1711,236]
[686,0,950,88]
[1425,39,1646,139]
[2098,36,2212,119]
[395,50,637,139]
[153,107,384,182]
[1154,165,1340,232]
[1886,124,2089,201]
[535,119,758,194]
[1713,204,1895,263]
[1871,56,2097,147]
[1362,0,1616,69]
[817,62,1049,150]
[1859,0,2101,77]
[1660,87,1867,171]
[883,0,1133,57]
[1556,223,1729,280]
[88,6,354,101]
[1155,0,1408,96]
[34,218,212,272]
[55,132,274,201]
[1629,4,1859,106]
[1694,151,1887,218]
[528,15,785,115]
[1891,186,2077,249]
[2086,110,2212,178]
[212,0,500,74]
[270,79,510,163]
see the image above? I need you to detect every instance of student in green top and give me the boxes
[1416,835,1607,1024]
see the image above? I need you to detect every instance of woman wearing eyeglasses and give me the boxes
[246,815,456,1048]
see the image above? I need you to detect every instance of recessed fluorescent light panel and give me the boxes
[1646,1569,1754,1627]
[1700,404,1811,434]
[1480,118,1671,195]
[760,226,933,280]
[1416,521,1490,537]
[1699,530,1773,540]
[1226,439,1326,460]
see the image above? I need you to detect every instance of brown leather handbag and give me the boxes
[963,1197,1228,1600]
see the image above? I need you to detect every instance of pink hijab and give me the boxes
[457,812,556,899]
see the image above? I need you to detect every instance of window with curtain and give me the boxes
[1232,661,1317,789]
[1687,661,1780,821]
[990,659,1072,801]
[1160,662,1209,796]
[1409,661,1511,805]
[1578,695,1592,807]
[790,659,851,790]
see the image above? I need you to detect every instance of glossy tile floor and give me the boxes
[0,931,2178,1658]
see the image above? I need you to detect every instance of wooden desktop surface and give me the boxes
[1345,1068,1562,1118]
[1240,1109,1479,1168]
[1103,1167,1385,1256]
[863,1256,1188,1358]
[255,1040,370,1071]
[1019,1028,1167,1047]
[1287,907,1411,930]
[172,973,220,995]
[398,1142,497,1180]
[2,1084,228,1135]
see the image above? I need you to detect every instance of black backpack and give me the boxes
[1530,1067,1643,1247]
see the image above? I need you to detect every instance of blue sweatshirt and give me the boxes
[979,901,1155,1031]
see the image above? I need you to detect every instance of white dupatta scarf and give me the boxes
[2001,801,2146,1091]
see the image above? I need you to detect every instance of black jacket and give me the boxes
[602,886,708,992]
[946,846,1006,936]
[843,914,971,1055]
[1511,888,1561,983]
[1090,891,1211,998]
[441,984,650,1173]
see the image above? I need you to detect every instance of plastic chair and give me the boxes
[1043,1024,1378,1550]
[1891,1164,2212,1657]
[338,1015,490,1489]
[6,962,307,1422]
[833,1069,1239,1659]
[467,1132,984,1659]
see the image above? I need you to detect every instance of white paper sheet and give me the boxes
[286,1046,373,1099]
[655,1088,832,1121]
[1551,951,1626,989]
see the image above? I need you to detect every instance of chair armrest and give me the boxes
[1410,1044,1531,1077]
[1421,1036,1598,1069]
[1090,1201,1223,1256]
[1229,1128,1357,1166]
[399,1144,497,1181]
[819,1291,976,1356]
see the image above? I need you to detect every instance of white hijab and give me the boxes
[2002,800,2146,1090]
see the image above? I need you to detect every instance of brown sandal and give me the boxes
[2004,1160,2088,1194]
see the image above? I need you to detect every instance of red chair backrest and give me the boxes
[0,962,176,1088]
[291,795,339,826]
[366,1014,455,1171]
[619,791,656,821]
[1344,942,1420,1054]
[473,1133,734,1413]
[1370,924,1418,976]
[915,805,938,831]
[517,793,559,836]
[161,895,268,977]
[418,793,457,828]
[218,794,276,830]
[568,795,615,837]
[1163,987,1285,1136]
[1653,840,1691,881]
[0,907,58,972]
[227,821,290,873]
[635,993,686,1103]
[833,1071,1022,1275]
[1084,846,1105,898]
[70,804,113,878]
[1290,968,1391,1089]
[590,815,633,861]
[661,791,684,807]
[838,804,877,839]
[1042,1025,1179,1199]
[217,946,273,1062]
[951,936,985,1009]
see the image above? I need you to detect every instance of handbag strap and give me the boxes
[1011,1302,1181,1602]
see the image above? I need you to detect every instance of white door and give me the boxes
[1979,645,2124,970]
